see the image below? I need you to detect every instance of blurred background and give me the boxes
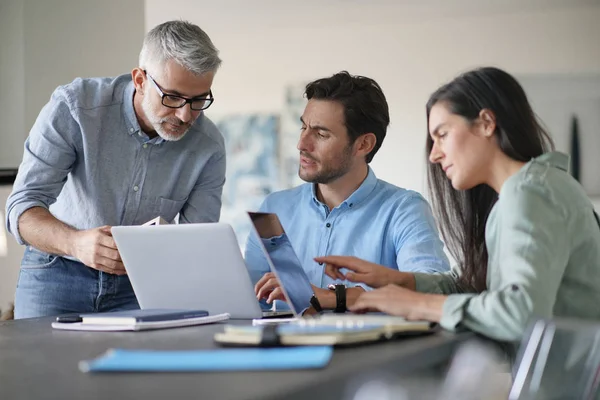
[1,0,599,311]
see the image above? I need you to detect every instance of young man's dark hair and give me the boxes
[305,71,390,163]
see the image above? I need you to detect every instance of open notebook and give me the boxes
[215,319,435,347]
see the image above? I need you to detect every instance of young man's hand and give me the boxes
[255,272,287,304]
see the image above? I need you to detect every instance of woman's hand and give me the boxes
[315,255,415,289]
[349,284,447,322]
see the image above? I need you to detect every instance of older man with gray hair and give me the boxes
[5,20,225,318]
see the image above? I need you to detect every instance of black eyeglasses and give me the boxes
[144,70,214,111]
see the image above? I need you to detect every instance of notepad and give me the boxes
[80,309,209,325]
[52,312,230,331]
[79,346,333,372]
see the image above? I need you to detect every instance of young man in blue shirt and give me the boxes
[246,71,449,312]
[5,21,225,318]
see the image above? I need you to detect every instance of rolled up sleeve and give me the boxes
[413,268,462,294]
[5,90,77,245]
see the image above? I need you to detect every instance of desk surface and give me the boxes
[0,317,473,400]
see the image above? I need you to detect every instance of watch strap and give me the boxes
[334,284,346,313]
[309,294,323,313]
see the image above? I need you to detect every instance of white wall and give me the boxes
[22,0,146,142]
[0,187,21,312]
[146,1,600,194]
[0,0,25,169]
[0,0,145,310]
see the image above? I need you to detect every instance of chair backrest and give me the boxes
[510,317,600,400]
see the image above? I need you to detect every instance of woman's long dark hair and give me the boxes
[426,67,554,292]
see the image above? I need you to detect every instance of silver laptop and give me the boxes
[111,223,291,319]
[248,212,420,325]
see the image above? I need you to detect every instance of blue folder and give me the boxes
[79,346,333,372]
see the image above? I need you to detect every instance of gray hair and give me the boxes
[139,20,221,76]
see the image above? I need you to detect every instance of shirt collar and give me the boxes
[122,80,166,145]
[310,167,378,209]
[532,151,570,172]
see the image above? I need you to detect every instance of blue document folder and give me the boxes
[79,346,333,372]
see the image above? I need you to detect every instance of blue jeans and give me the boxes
[14,246,139,319]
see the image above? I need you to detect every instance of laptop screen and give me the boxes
[247,212,315,315]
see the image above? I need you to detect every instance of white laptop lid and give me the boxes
[247,212,316,316]
[111,223,262,319]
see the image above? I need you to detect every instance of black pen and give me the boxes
[55,315,82,323]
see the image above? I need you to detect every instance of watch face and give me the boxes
[328,284,346,290]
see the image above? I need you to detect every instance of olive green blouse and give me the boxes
[413,152,600,341]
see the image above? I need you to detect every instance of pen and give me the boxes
[55,315,83,323]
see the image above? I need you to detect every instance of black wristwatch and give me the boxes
[309,294,323,313]
[328,284,347,313]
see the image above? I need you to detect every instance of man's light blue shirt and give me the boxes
[244,168,450,301]
[6,74,226,245]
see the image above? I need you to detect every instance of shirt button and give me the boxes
[349,203,353,208]
[130,128,134,133]
[143,144,148,149]
[326,223,331,228]
[133,185,139,192]
[318,262,323,266]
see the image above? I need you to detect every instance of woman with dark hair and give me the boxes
[316,67,600,341]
